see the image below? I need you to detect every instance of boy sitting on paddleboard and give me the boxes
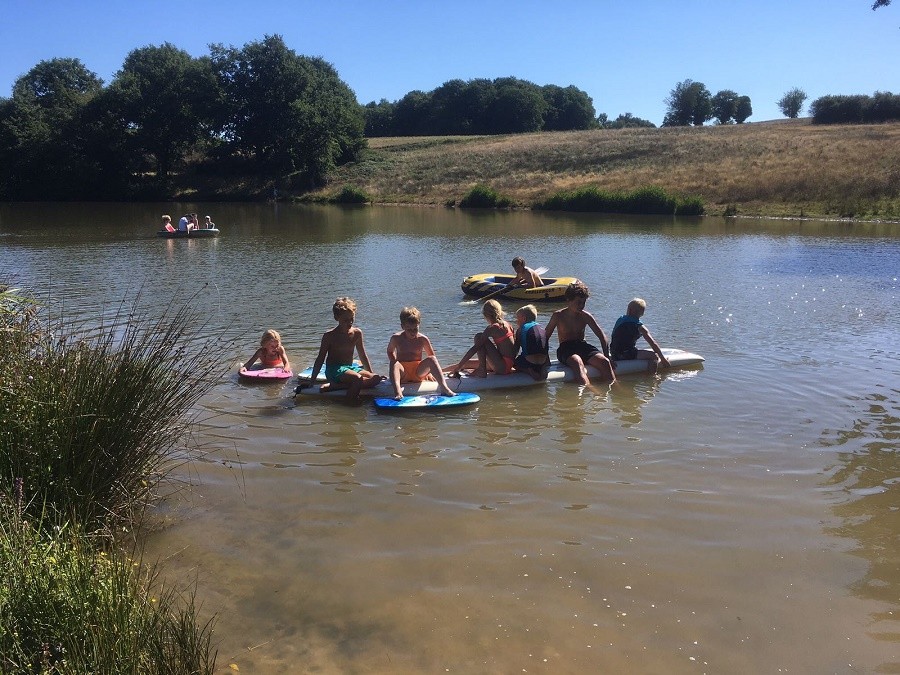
[304,297,383,400]
[545,281,616,385]
[387,307,457,400]
[513,304,550,380]
[609,298,670,375]
[242,329,291,373]
[511,257,544,288]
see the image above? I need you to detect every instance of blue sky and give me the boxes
[1,0,897,126]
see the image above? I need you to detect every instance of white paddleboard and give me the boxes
[295,348,704,398]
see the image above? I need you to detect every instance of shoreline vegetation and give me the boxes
[296,120,900,221]
[0,286,223,673]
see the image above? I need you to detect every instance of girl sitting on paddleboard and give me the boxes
[446,299,517,378]
[242,329,291,373]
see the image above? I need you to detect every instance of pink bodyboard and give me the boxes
[239,365,293,381]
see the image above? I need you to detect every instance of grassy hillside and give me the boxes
[309,120,900,219]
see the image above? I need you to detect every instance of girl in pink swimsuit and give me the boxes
[446,299,517,377]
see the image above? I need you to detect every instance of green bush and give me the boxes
[534,185,704,216]
[0,500,216,674]
[459,184,513,208]
[330,185,370,204]
[0,289,226,533]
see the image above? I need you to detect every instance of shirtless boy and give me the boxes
[305,297,383,400]
[545,281,616,385]
[387,306,457,400]
[511,257,544,288]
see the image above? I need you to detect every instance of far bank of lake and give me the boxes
[308,121,900,220]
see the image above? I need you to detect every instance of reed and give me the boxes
[0,288,226,533]
[316,121,900,218]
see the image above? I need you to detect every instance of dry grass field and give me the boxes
[316,120,900,219]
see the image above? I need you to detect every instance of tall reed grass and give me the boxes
[0,284,225,672]
[0,288,225,532]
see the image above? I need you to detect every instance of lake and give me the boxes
[1,203,898,673]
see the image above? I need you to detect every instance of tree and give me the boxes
[777,88,807,119]
[872,0,890,8]
[541,84,596,131]
[210,35,364,185]
[711,90,738,124]
[609,113,655,129]
[106,44,220,180]
[734,96,753,124]
[362,99,396,137]
[663,79,712,126]
[488,79,546,134]
[0,58,112,199]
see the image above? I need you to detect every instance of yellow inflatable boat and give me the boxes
[460,273,580,302]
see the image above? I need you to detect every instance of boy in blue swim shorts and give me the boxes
[303,297,384,401]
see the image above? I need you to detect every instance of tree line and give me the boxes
[0,35,364,200]
[362,78,604,136]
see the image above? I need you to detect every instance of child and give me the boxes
[609,298,671,374]
[513,304,550,380]
[545,281,616,385]
[387,307,457,400]
[161,214,175,232]
[446,299,516,377]
[305,297,383,400]
[511,256,544,288]
[242,329,291,372]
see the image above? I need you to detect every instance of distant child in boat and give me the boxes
[203,215,215,229]
[446,299,517,378]
[387,306,457,400]
[513,304,550,380]
[242,329,291,373]
[609,298,670,374]
[304,297,383,400]
[161,214,174,232]
[511,257,544,288]
[545,281,616,385]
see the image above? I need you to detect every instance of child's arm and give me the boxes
[386,334,399,366]
[545,312,559,342]
[242,348,262,370]
[421,335,436,358]
[355,330,374,372]
[585,313,611,358]
[307,334,330,383]
[278,346,291,371]
[640,326,670,367]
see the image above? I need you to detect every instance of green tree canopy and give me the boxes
[734,96,753,124]
[106,44,220,180]
[663,79,712,127]
[0,58,111,199]
[777,88,808,119]
[210,35,364,185]
[711,90,739,124]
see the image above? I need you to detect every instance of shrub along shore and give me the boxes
[0,286,223,673]
[301,119,900,220]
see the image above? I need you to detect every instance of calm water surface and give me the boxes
[2,203,898,673]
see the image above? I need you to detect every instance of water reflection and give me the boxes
[820,388,900,651]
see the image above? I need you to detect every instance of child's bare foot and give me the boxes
[441,388,457,397]
[319,382,332,392]
[471,367,488,378]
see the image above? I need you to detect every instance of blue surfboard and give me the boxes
[374,392,481,409]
